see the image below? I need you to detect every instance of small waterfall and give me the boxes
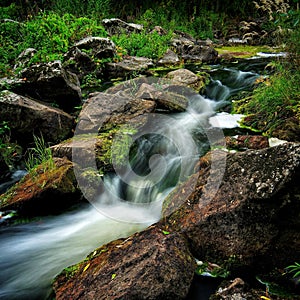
[0,66,261,299]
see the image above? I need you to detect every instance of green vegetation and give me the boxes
[0,11,107,76]
[286,262,300,283]
[0,121,22,170]
[234,67,300,140]
[112,31,172,59]
[25,135,54,173]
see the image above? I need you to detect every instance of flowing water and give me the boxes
[0,62,264,300]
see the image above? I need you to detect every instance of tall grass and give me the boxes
[25,135,54,173]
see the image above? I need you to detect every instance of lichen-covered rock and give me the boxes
[157,49,180,66]
[105,56,153,79]
[165,143,300,271]
[13,48,37,70]
[135,83,188,112]
[13,60,81,112]
[76,91,156,133]
[53,226,195,300]
[63,47,98,80]
[0,157,80,216]
[0,91,74,144]
[74,37,116,59]
[102,18,143,36]
[166,68,209,92]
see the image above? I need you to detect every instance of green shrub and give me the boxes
[112,30,172,59]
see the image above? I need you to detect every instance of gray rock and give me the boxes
[13,60,82,112]
[157,49,180,66]
[166,68,209,92]
[102,18,143,36]
[74,37,116,59]
[105,56,153,79]
[13,48,37,70]
[0,90,74,143]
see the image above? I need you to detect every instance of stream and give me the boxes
[0,57,271,300]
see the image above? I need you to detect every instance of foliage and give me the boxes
[25,135,54,173]
[0,11,107,76]
[234,66,300,138]
[0,121,22,169]
[286,262,300,283]
[111,30,172,59]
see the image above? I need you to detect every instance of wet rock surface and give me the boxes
[53,143,300,299]
[53,226,195,300]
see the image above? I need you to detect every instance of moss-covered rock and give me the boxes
[0,157,81,216]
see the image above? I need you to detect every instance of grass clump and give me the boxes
[234,66,300,140]
[25,135,54,173]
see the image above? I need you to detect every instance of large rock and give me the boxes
[0,157,80,216]
[63,47,98,80]
[13,60,82,112]
[157,49,180,67]
[105,56,153,79]
[53,226,195,300]
[171,34,218,64]
[166,68,209,92]
[76,91,156,133]
[53,143,300,299]
[165,143,300,271]
[74,37,116,59]
[102,18,143,36]
[0,91,74,143]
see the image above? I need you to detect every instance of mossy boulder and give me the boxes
[0,157,81,216]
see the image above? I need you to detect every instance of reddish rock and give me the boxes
[165,143,300,271]
[53,226,195,300]
[225,135,269,150]
[0,157,80,216]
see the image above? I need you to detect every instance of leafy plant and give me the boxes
[25,135,54,173]
[286,262,300,283]
[112,30,172,59]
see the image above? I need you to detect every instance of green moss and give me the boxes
[215,45,277,58]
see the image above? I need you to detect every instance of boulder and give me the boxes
[0,91,74,144]
[225,135,269,150]
[13,60,82,112]
[76,91,156,133]
[102,18,143,36]
[53,226,195,300]
[0,157,80,216]
[166,68,209,92]
[135,82,188,112]
[171,33,218,64]
[63,47,98,80]
[157,49,180,67]
[74,37,116,59]
[105,56,153,79]
[13,48,37,70]
[164,143,300,272]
